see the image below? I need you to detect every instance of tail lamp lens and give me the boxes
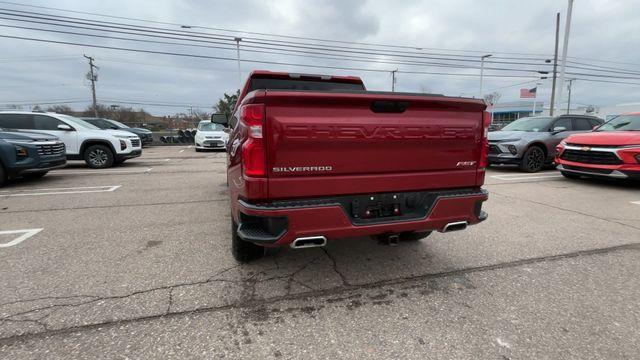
[479,111,491,168]
[241,103,266,177]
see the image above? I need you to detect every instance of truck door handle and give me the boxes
[370,101,410,113]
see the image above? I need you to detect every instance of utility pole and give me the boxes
[234,37,242,90]
[391,69,398,92]
[549,12,560,116]
[566,79,575,114]
[479,54,492,99]
[557,0,574,115]
[84,54,98,117]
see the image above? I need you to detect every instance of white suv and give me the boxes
[0,111,142,168]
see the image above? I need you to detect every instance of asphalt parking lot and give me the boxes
[1,146,639,359]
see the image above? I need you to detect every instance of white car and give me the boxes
[194,121,229,151]
[0,111,142,168]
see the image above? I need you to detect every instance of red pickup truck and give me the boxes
[214,70,490,262]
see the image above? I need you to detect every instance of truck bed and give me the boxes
[246,89,486,199]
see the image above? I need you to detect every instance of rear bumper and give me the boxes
[235,188,488,246]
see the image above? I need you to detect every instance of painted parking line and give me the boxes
[632,201,640,205]
[49,167,153,176]
[0,185,121,197]
[490,173,563,181]
[0,228,43,248]
[130,158,170,163]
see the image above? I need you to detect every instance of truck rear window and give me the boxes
[249,78,365,92]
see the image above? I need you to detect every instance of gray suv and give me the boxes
[488,115,603,172]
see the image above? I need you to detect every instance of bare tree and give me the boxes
[46,105,74,114]
[483,91,502,105]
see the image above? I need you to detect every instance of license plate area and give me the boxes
[349,192,437,225]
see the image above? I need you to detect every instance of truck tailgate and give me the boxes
[261,91,486,199]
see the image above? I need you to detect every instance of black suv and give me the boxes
[82,118,154,146]
[0,130,67,186]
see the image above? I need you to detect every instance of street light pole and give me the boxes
[479,54,492,99]
[391,69,398,92]
[557,0,574,114]
[566,79,575,114]
[549,12,560,116]
[234,37,242,90]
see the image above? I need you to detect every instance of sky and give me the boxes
[1,0,639,115]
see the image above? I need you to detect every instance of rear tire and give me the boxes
[231,219,265,263]
[519,146,545,173]
[84,144,114,169]
[560,171,581,180]
[0,164,6,187]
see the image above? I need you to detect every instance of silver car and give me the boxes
[488,115,603,172]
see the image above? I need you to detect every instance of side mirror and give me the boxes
[57,124,73,131]
[592,125,600,130]
[223,128,231,133]
[211,113,228,126]
[552,126,567,133]
[110,126,119,130]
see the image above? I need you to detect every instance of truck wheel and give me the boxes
[519,146,545,173]
[400,231,432,241]
[84,145,114,169]
[231,219,265,262]
[0,164,6,187]
[560,171,581,180]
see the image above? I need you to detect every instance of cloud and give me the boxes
[0,0,638,114]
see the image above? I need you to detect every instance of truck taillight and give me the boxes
[479,111,491,169]
[241,103,266,177]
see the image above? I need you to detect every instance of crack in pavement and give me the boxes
[321,247,350,286]
[491,191,640,231]
[0,295,101,309]
[3,241,638,345]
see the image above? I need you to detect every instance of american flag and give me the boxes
[520,87,537,98]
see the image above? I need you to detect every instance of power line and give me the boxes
[0,22,552,74]
[3,8,638,80]
[0,34,542,79]
[0,9,555,67]
[1,2,637,76]
[0,0,556,59]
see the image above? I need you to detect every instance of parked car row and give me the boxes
[0,111,150,187]
[489,112,640,181]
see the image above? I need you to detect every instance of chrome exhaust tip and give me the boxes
[441,221,468,233]
[290,236,327,249]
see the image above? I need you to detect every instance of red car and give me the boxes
[556,113,640,180]
[214,71,490,262]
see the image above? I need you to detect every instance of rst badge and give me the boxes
[456,161,477,167]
